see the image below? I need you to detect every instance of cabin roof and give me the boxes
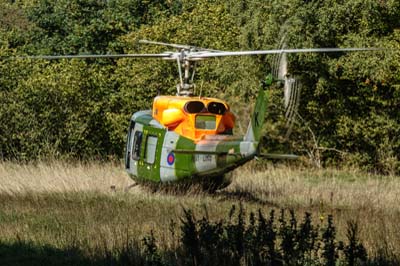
[131,110,164,128]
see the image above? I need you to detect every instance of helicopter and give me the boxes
[10,40,380,189]
[122,40,380,189]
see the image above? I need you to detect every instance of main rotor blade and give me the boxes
[2,47,383,62]
[188,47,383,59]
[139,39,222,52]
[5,53,175,60]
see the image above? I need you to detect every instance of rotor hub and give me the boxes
[177,83,195,96]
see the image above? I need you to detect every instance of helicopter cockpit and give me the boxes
[152,95,235,141]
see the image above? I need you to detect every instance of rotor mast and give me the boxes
[139,40,211,96]
[176,59,196,96]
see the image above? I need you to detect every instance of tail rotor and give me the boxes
[272,40,301,139]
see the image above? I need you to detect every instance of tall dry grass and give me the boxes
[0,159,399,261]
[228,161,400,212]
[0,160,131,193]
[0,160,230,253]
[227,161,400,259]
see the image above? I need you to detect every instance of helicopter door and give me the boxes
[126,123,143,176]
[141,134,159,181]
[126,121,136,169]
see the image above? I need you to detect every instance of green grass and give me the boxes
[0,160,399,265]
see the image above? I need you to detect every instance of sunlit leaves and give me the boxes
[0,0,399,171]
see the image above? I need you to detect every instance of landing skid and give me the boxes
[124,182,139,192]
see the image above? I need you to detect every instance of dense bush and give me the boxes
[143,205,400,266]
[164,205,368,266]
[0,0,399,173]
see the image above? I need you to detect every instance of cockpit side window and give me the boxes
[132,131,143,160]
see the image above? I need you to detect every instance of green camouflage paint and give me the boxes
[125,85,269,183]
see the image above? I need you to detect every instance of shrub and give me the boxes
[166,205,369,265]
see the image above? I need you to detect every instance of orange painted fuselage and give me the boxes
[152,95,235,141]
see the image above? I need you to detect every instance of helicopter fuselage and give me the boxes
[125,85,269,184]
[125,110,258,183]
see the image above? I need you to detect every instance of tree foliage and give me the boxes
[0,0,399,172]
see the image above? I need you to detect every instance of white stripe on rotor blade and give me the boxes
[188,47,382,59]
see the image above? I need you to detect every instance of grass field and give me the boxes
[0,160,399,265]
